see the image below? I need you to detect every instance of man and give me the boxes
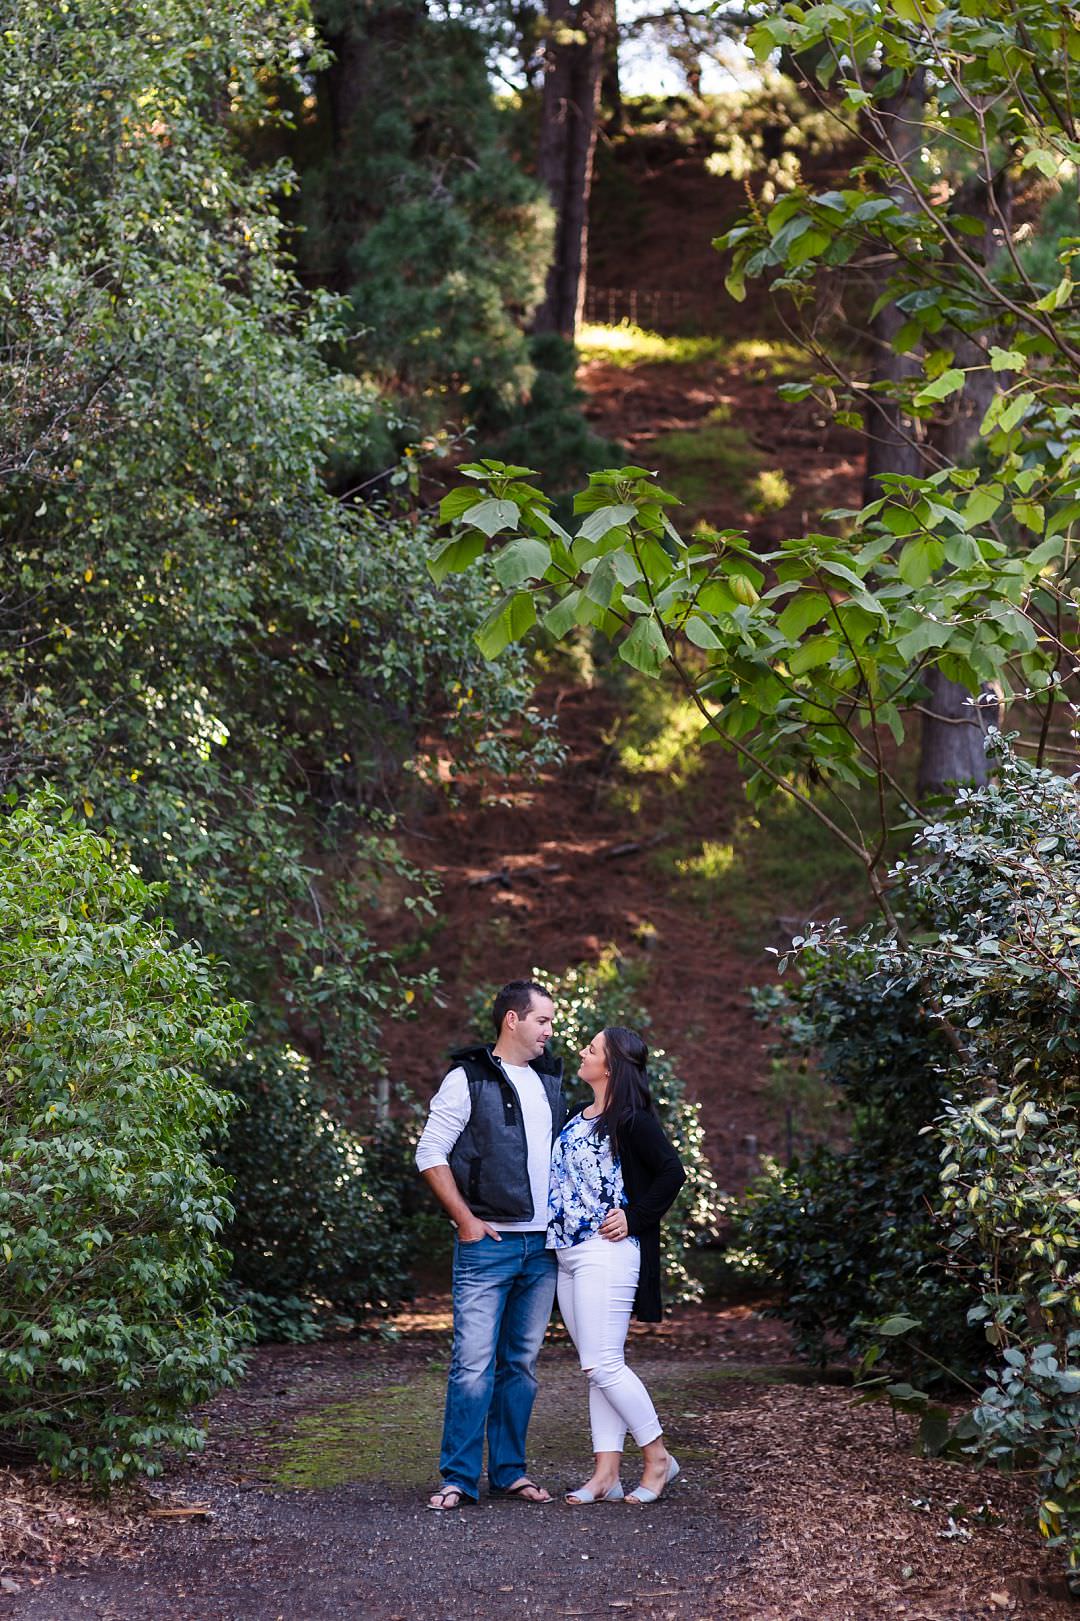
[416,978,566,1509]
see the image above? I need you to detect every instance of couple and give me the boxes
[415,977,686,1510]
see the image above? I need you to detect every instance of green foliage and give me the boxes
[701,74,847,201]
[0,794,249,1481]
[576,323,735,368]
[720,0,1080,561]
[735,965,980,1377]
[433,453,1065,915]
[217,1048,419,1342]
[297,6,551,423]
[468,956,721,1303]
[1,0,557,1348]
[772,743,1080,1573]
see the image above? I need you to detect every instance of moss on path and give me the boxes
[9,1343,756,1620]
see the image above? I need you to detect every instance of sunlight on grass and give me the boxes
[578,322,732,369]
[577,324,811,378]
[727,338,808,378]
[619,694,704,782]
[676,840,736,880]
[749,468,793,515]
[662,795,874,956]
[608,669,910,959]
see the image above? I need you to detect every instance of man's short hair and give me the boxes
[492,978,551,1037]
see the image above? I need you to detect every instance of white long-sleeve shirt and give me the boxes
[415,1061,553,1233]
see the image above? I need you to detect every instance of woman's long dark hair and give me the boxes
[592,1025,652,1145]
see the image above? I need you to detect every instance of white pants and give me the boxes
[556,1236,663,1454]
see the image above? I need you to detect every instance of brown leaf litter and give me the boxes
[703,1379,1077,1620]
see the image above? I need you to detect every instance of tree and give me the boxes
[430,2,1080,919]
[0,794,248,1481]
[296,0,553,424]
[1,0,558,1331]
[532,0,615,338]
[727,1,1079,792]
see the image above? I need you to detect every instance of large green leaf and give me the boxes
[777,591,831,640]
[475,592,537,660]
[544,590,584,638]
[913,368,965,405]
[895,616,954,662]
[439,487,488,523]
[619,615,670,676]
[492,537,551,589]
[576,503,637,543]
[788,634,839,674]
[584,554,619,608]
[684,614,722,650]
[428,531,485,584]
[897,537,944,587]
[462,498,521,539]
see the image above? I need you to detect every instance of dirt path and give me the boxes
[7,1327,753,1621]
[6,1302,1075,1621]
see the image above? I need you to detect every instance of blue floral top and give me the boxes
[547,1112,638,1250]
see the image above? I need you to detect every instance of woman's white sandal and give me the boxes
[625,1455,680,1505]
[565,1480,624,1505]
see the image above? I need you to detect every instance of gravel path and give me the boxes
[7,1345,753,1620]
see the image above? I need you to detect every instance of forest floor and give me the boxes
[2,1297,1074,1621]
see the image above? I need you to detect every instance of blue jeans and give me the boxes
[439,1232,556,1498]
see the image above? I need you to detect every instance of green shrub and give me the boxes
[0,794,249,1481]
[910,745,1080,1578]
[466,956,721,1302]
[0,0,559,1340]
[217,1047,419,1341]
[735,965,982,1377]
[761,741,1080,1582]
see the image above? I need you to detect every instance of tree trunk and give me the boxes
[863,74,926,502]
[533,0,614,338]
[317,2,424,288]
[917,171,1012,797]
[601,13,623,129]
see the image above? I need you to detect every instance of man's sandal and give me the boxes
[490,1477,552,1504]
[427,1484,476,1511]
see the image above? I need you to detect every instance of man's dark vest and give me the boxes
[447,1044,566,1222]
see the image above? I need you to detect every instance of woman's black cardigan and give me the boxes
[616,1109,686,1322]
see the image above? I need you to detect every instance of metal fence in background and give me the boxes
[583,285,719,331]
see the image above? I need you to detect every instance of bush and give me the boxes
[217,1047,419,1341]
[0,0,559,1336]
[0,795,249,1481]
[910,745,1080,1579]
[466,956,721,1302]
[735,964,981,1377]
[754,741,1080,1581]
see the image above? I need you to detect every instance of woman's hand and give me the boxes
[599,1208,628,1242]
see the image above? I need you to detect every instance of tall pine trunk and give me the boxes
[532,0,614,338]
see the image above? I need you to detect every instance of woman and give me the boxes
[547,1024,686,1505]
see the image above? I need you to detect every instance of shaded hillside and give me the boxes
[586,107,858,330]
